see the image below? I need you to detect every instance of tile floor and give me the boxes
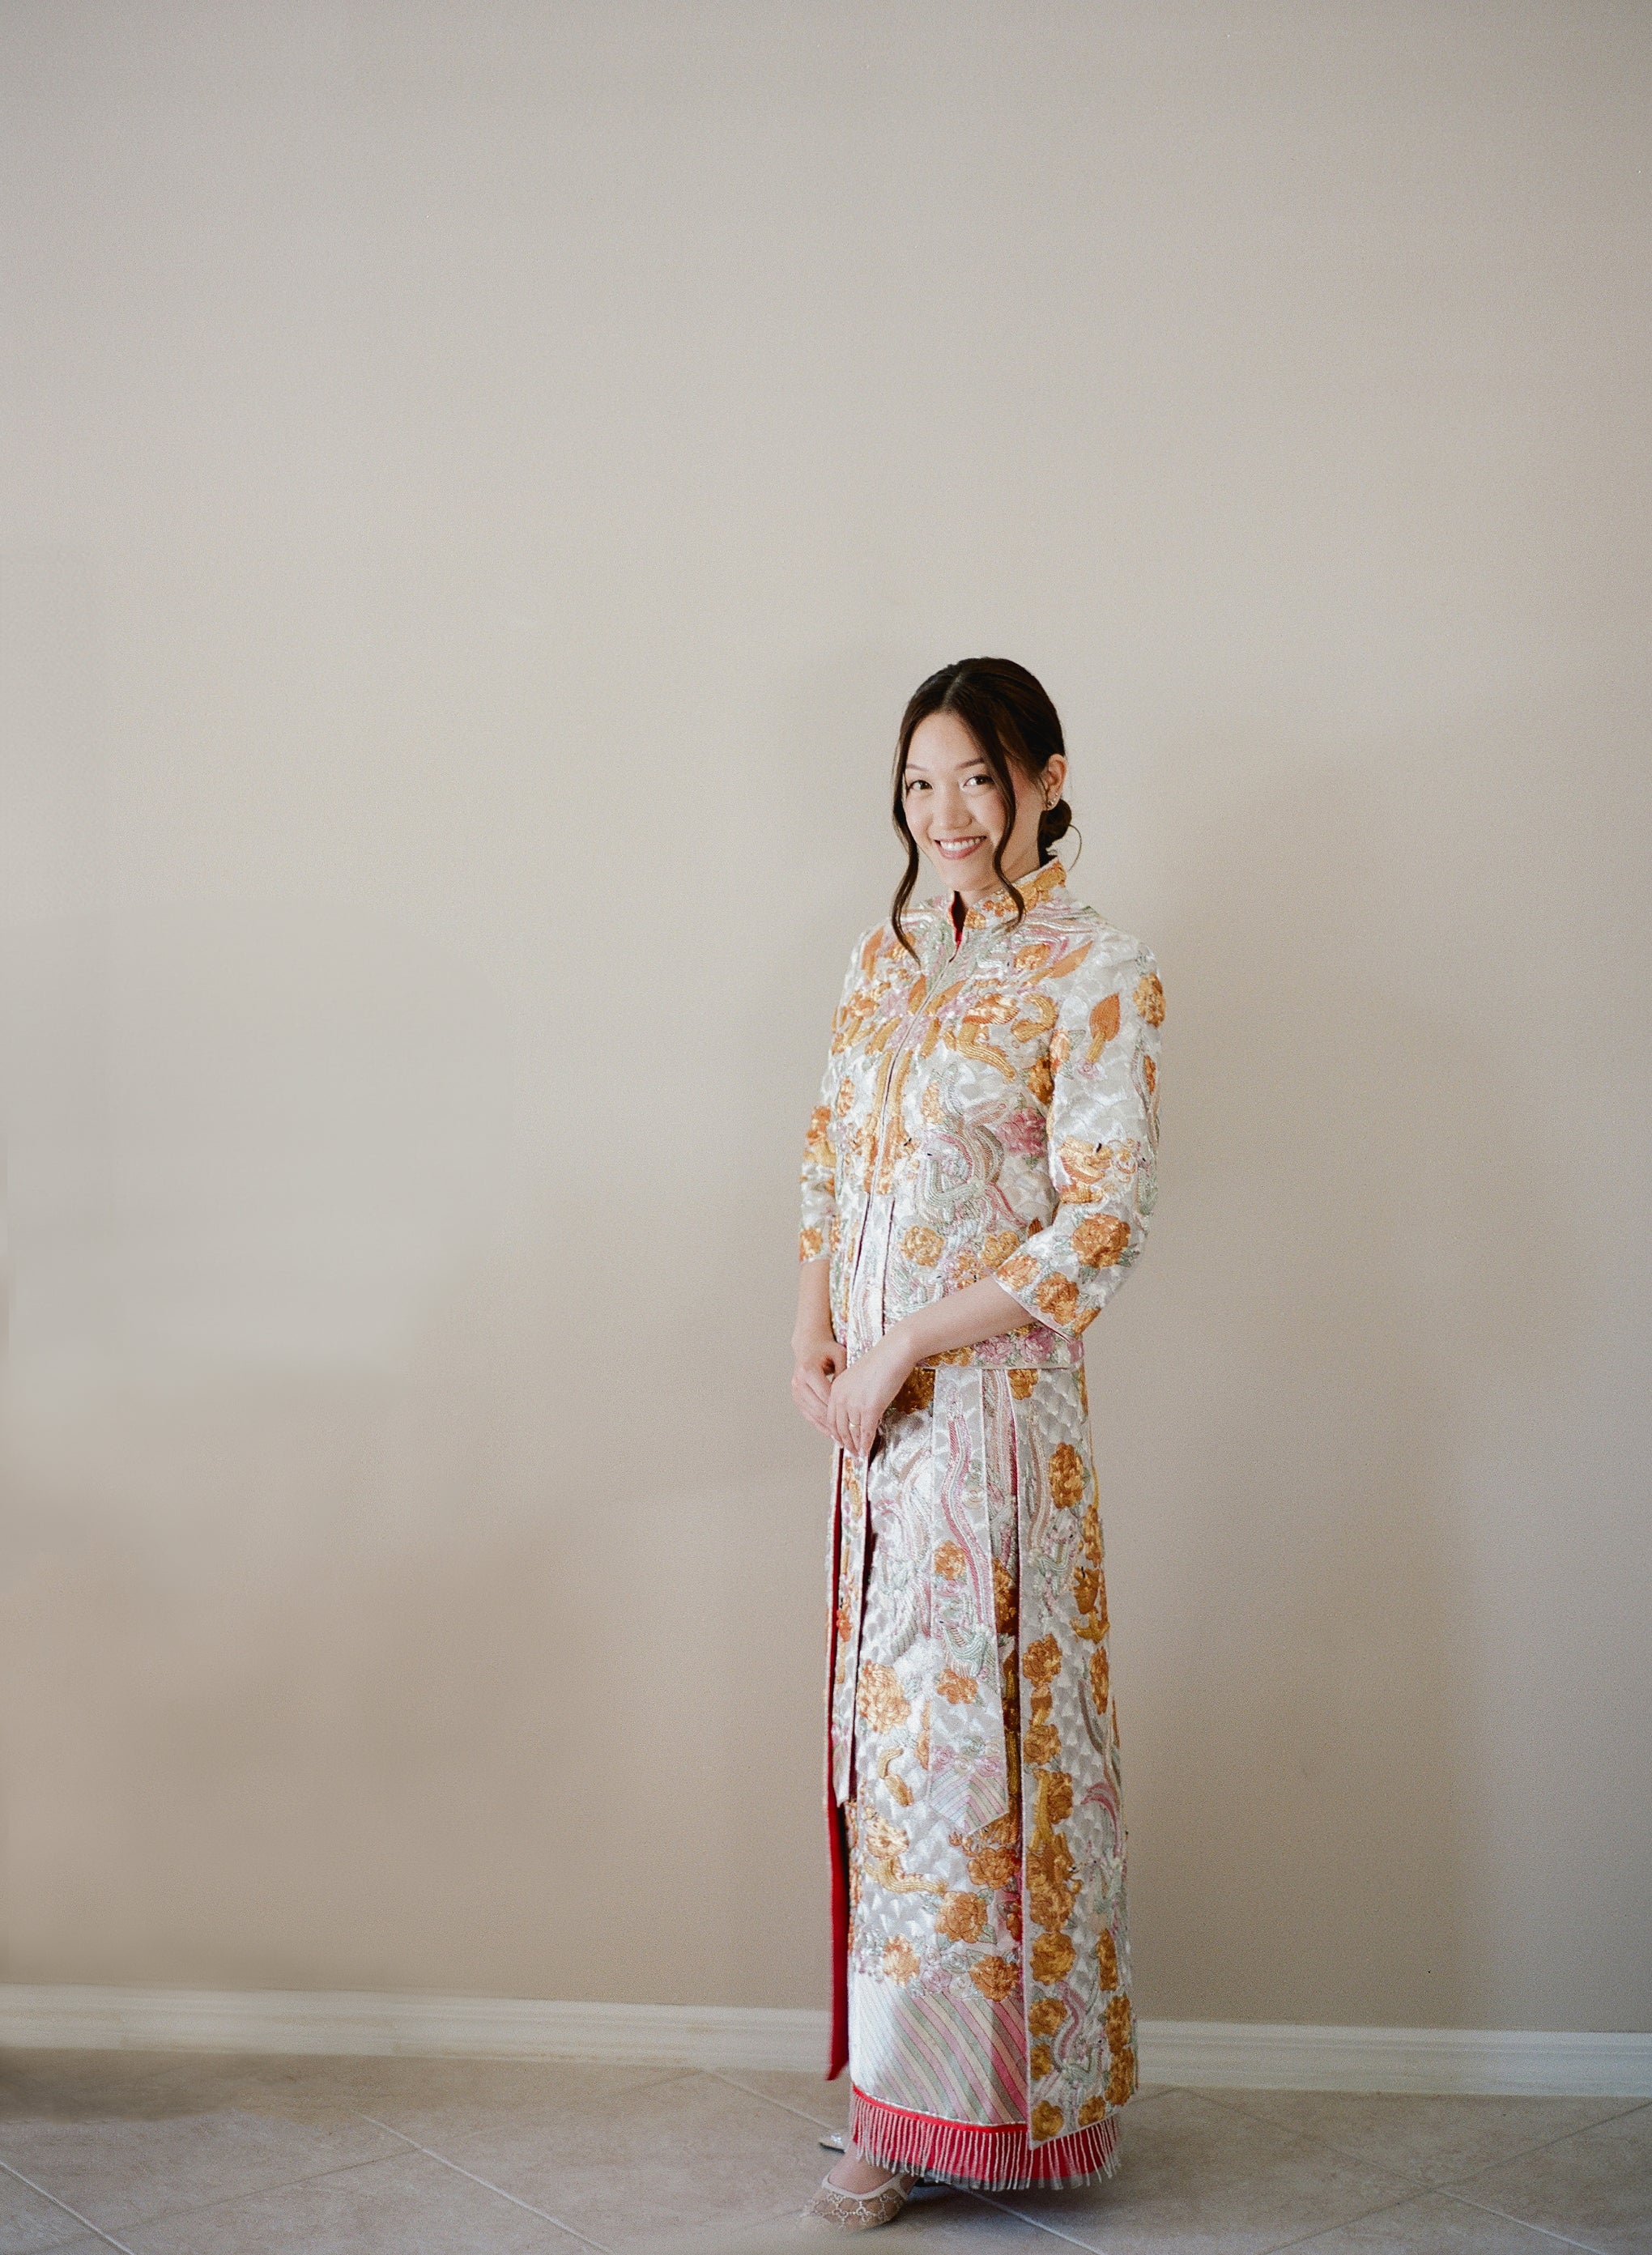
[0,2050,1646,2253]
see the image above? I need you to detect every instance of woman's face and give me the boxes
[901,710,1065,902]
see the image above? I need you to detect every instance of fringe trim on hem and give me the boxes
[849,2085,1123,2193]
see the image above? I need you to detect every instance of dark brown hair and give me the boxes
[889,656,1075,959]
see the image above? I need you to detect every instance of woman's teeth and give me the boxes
[935,837,985,857]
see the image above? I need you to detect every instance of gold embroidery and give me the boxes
[856,1665,910,1734]
[969,1954,1020,2002]
[936,1891,987,1943]
[882,1938,920,1984]
[1084,990,1121,1062]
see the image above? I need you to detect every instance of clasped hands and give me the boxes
[790,1325,915,1458]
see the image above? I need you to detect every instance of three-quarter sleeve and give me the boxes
[798,928,874,1262]
[991,933,1164,1336]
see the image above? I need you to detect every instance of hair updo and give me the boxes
[889,656,1075,958]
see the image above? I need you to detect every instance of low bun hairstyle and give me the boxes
[890,656,1076,959]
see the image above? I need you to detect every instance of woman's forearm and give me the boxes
[885,1277,1033,1369]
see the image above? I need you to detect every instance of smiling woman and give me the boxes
[790,658,1165,2229]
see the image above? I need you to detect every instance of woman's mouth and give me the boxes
[933,836,987,860]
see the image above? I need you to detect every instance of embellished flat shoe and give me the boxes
[803,2165,913,2229]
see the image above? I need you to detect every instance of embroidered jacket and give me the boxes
[798,857,1163,1365]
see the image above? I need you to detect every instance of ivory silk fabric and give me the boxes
[798,856,1164,2189]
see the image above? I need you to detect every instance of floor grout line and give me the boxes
[355,2114,611,2250]
[0,2157,143,2255]
[1190,2080,1652,2210]
[701,2068,843,2134]
[964,2187,1114,2248]
[1250,2187,1479,2254]
[1439,2187,1616,2255]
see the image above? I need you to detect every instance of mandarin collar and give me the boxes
[938,854,1067,931]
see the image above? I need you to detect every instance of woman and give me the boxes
[790,657,1164,2231]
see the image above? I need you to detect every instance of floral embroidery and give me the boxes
[1133,972,1165,1025]
[969,1955,1020,2002]
[1030,1931,1075,1983]
[807,861,1160,2171]
[1048,1444,1086,1512]
[882,1938,921,1984]
[936,1891,988,1942]
[1072,1214,1130,1268]
[857,1665,910,1733]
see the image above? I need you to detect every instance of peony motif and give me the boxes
[1027,1830,1080,1934]
[1089,1647,1111,1710]
[1035,1274,1079,1327]
[805,1104,834,1165]
[981,1228,1020,1269]
[969,1954,1020,2002]
[1105,2055,1136,2105]
[935,1668,979,1706]
[1073,1565,1102,1618]
[936,1891,988,1943]
[902,1224,944,1267]
[1096,1929,1120,1989]
[1028,1996,1067,2037]
[1105,1992,1135,2056]
[1022,1636,1062,1687]
[993,1559,1016,1632]
[932,1540,968,1581]
[1073,1213,1130,1268]
[1007,1366,1040,1399]
[856,1664,910,1734]
[1031,1931,1075,1984]
[1081,1497,1103,1564]
[1030,2100,1066,2142]
[1079,2094,1110,2127]
[995,1252,1038,1291]
[1048,1443,1086,1511]
[1024,1720,1061,1767]
[956,1809,1020,1891]
[881,1938,920,1985]
[1027,1054,1054,1105]
[1029,2042,1055,2080]
[798,1226,824,1260]
[1134,972,1165,1026]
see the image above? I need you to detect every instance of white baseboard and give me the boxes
[0,1988,1647,2098]
[1139,2018,1652,2099]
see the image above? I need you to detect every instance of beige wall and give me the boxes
[2,1,1649,2035]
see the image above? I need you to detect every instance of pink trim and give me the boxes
[849,2084,1123,2192]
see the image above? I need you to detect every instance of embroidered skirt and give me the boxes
[825,1362,1136,2190]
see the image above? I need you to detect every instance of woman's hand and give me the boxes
[825,1333,917,1457]
[791,1326,847,1436]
